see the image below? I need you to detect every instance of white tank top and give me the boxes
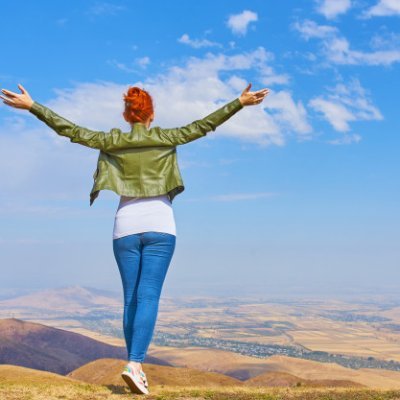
[112,194,177,240]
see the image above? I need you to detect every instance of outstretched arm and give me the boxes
[134,83,269,147]
[28,101,124,150]
[1,83,269,151]
[1,84,126,151]
[145,97,244,146]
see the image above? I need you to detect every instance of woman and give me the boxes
[0,83,269,395]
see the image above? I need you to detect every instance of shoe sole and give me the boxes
[121,371,149,395]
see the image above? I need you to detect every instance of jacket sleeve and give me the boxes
[145,97,244,146]
[29,97,244,151]
[29,101,123,151]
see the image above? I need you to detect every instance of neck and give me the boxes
[131,121,149,129]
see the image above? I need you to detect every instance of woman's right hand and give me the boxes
[0,84,34,110]
[239,83,269,106]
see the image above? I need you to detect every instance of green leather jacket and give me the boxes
[29,97,244,206]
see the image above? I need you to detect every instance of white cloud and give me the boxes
[0,47,313,210]
[293,19,400,66]
[327,36,400,65]
[309,98,356,131]
[370,31,400,50]
[315,0,352,19]
[227,10,258,36]
[261,74,290,86]
[364,0,400,17]
[184,192,279,202]
[41,49,295,150]
[45,81,128,131]
[107,59,137,73]
[87,2,125,16]
[309,78,383,134]
[48,48,296,147]
[265,90,312,137]
[136,56,150,68]
[107,57,151,73]
[178,34,222,49]
[293,20,338,40]
[328,133,362,145]
[0,118,98,203]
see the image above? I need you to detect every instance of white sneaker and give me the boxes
[121,364,149,395]
[139,369,149,389]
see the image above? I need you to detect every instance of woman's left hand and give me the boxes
[0,84,34,110]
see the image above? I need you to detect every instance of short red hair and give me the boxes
[123,86,154,124]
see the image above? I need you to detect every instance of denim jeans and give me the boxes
[113,231,176,362]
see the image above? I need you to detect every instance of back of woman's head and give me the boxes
[123,86,154,125]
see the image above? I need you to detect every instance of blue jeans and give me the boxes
[113,231,176,362]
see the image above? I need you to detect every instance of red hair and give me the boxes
[123,86,154,124]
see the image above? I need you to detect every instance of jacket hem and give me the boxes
[90,185,185,206]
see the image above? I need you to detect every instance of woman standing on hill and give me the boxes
[1,82,269,395]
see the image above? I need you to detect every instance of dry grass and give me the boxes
[1,364,400,399]
[1,383,400,400]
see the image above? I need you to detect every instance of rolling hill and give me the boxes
[3,363,397,400]
[67,357,243,387]
[147,345,400,389]
[0,318,168,374]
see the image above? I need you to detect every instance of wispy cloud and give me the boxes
[178,159,211,170]
[184,192,279,202]
[292,19,337,40]
[370,31,400,50]
[266,90,312,139]
[309,78,383,134]
[315,0,352,19]
[261,74,290,86]
[136,56,151,68]
[327,36,400,66]
[293,19,400,66]
[107,59,137,73]
[87,2,125,16]
[178,34,222,49]
[56,18,68,26]
[226,10,258,36]
[327,133,362,145]
[363,0,400,17]
[107,57,151,73]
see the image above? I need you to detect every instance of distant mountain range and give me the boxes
[0,285,121,315]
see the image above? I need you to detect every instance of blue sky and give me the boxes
[0,0,399,298]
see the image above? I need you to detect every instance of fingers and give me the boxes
[1,88,19,98]
[0,94,13,102]
[255,91,268,98]
[242,83,252,93]
[253,91,269,104]
[241,83,251,96]
[18,83,26,94]
[255,88,269,96]
[0,94,15,106]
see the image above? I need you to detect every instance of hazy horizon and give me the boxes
[1,281,400,303]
